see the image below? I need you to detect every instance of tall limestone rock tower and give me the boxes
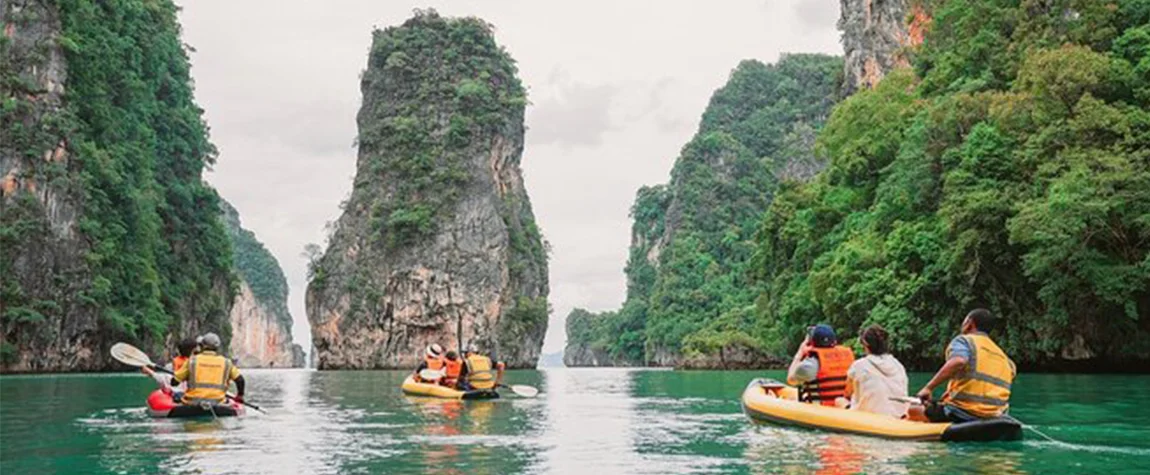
[307,11,549,369]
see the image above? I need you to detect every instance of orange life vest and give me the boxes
[425,355,445,371]
[443,357,463,382]
[173,355,189,372]
[799,345,855,406]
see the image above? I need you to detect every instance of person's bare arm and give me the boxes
[915,356,967,400]
[786,337,816,385]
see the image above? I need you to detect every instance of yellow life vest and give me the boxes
[465,354,495,390]
[944,334,1016,418]
[183,352,233,404]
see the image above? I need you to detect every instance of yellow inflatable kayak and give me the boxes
[741,379,1021,442]
[401,375,499,400]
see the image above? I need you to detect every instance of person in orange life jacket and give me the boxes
[457,344,505,391]
[787,324,855,406]
[442,350,464,388]
[413,344,446,382]
[142,337,198,400]
[171,332,245,405]
[908,308,1017,423]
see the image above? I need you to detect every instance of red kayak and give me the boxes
[146,390,245,418]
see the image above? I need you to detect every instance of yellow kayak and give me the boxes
[741,379,1021,442]
[401,375,499,400]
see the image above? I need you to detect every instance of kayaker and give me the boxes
[459,344,505,392]
[787,324,855,406]
[442,350,464,388]
[909,308,1016,423]
[413,344,446,382]
[142,337,198,399]
[843,325,909,417]
[170,332,246,406]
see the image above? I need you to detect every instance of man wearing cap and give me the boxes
[171,332,245,405]
[459,344,505,392]
[787,324,856,406]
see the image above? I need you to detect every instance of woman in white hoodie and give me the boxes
[843,325,909,418]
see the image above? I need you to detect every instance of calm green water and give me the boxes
[2,369,1148,474]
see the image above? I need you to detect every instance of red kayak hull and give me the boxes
[146,390,244,418]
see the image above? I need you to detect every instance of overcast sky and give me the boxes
[178,0,842,356]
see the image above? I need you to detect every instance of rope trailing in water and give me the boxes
[1008,415,1061,444]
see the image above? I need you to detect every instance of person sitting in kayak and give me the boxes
[842,325,909,417]
[458,344,505,392]
[142,337,198,400]
[170,332,246,406]
[787,324,855,406]
[908,308,1016,423]
[413,344,445,383]
[442,350,464,388]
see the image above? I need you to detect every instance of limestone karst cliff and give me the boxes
[306,11,549,370]
[1,0,233,372]
[563,55,842,368]
[838,0,927,94]
[221,201,305,368]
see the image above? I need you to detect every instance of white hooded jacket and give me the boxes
[847,353,909,418]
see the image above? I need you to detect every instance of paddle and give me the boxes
[418,369,445,381]
[110,342,173,374]
[498,383,539,398]
[227,393,267,414]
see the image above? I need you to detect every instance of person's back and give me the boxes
[943,331,1014,418]
[463,351,496,391]
[911,309,1016,423]
[415,344,446,382]
[788,324,855,406]
[442,351,463,388]
[845,325,908,417]
[172,333,243,405]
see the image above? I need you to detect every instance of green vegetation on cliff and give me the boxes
[1,0,233,363]
[355,9,530,250]
[565,54,843,364]
[221,201,292,331]
[754,0,1150,368]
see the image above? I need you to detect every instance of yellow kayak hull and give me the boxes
[401,375,499,400]
[741,379,1021,442]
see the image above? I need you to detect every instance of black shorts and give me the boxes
[924,402,974,423]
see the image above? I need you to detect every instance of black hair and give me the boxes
[967,308,997,332]
[176,338,198,357]
[860,325,890,355]
[445,350,458,360]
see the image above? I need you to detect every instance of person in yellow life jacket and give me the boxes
[459,344,505,392]
[787,324,855,406]
[442,351,464,388]
[413,344,445,382]
[909,308,1016,422]
[171,333,245,405]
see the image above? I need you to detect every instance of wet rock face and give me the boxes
[221,200,303,368]
[229,281,305,368]
[0,0,86,372]
[839,0,924,94]
[307,11,548,370]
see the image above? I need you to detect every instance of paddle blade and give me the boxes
[419,369,445,381]
[508,384,539,398]
[888,396,924,405]
[110,342,155,368]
